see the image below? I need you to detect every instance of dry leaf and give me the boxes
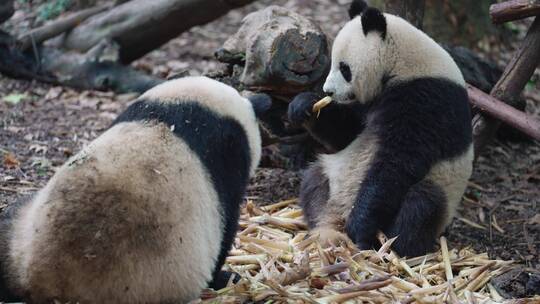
[3,153,20,168]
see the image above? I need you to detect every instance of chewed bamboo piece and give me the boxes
[190,199,536,304]
[312,96,332,117]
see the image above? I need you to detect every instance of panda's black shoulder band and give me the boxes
[361,7,387,40]
[348,0,368,19]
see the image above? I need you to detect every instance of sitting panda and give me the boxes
[0,76,270,303]
[288,0,473,257]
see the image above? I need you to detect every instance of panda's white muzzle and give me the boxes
[323,71,356,104]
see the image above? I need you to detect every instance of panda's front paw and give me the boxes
[288,92,320,125]
[345,219,378,251]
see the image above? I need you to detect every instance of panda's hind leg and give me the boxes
[383,180,447,257]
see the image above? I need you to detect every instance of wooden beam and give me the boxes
[468,85,540,141]
[473,16,540,155]
[490,0,540,24]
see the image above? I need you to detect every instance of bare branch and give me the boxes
[490,0,540,24]
[468,85,540,141]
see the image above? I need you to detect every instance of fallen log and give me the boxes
[18,4,111,51]
[1,0,256,93]
[490,0,540,24]
[0,33,162,93]
[60,0,257,63]
[473,16,540,155]
[467,85,540,141]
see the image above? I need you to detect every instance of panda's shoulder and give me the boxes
[372,77,472,156]
[382,77,467,106]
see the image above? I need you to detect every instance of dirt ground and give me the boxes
[1,0,539,296]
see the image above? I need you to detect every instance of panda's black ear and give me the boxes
[361,7,387,39]
[349,0,368,19]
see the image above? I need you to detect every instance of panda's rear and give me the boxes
[1,77,264,303]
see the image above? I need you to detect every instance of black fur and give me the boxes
[361,8,387,40]
[247,93,273,117]
[288,92,367,152]
[292,78,472,257]
[339,62,352,83]
[383,180,446,256]
[112,100,251,287]
[346,78,471,255]
[348,0,368,19]
[208,271,241,290]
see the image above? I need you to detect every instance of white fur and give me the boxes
[142,76,261,175]
[7,77,263,303]
[9,122,224,303]
[428,144,474,230]
[317,132,379,227]
[324,14,464,104]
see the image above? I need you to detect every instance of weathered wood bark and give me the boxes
[18,5,111,51]
[385,0,426,29]
[468,85,540,141]
[60,0,257,63]
[0,0,14,24]
[473,16,540,155]
[0,33,163,93]
[217,6,330,96]
[490,0,540,24]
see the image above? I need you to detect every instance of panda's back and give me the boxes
[8,121,223,303]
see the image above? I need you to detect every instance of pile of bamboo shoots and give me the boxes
[192,199,537,304]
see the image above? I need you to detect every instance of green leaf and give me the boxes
[2,93,28,104]
[38,0,72,21]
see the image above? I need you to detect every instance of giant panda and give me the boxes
[0,76,270,303]
[288,0,473,257]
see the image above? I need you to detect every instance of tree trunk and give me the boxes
[385,0,426,29]
[60,0,257,63]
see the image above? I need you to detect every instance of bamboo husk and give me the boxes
[191,199,537,304]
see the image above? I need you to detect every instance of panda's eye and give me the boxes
[339,62,352,82]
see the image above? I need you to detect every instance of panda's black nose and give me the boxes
[325,91,334,97]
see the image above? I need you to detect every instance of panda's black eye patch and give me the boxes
[339,62,352,82]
